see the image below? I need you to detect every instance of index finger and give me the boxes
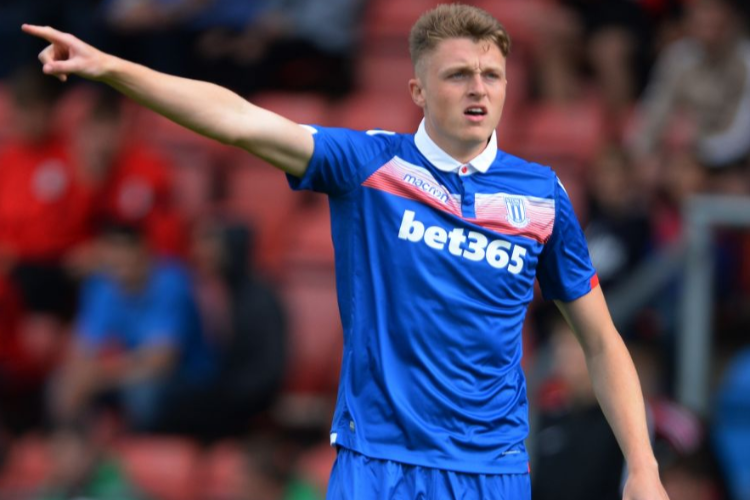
[21,24,69,44]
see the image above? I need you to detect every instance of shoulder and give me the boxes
[308,125,407,146]
[498,150,555,177]
[307,125,411,169]
[490,150,559,194]
[657,39,703,69]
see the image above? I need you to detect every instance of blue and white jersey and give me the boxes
[287,120,598,474]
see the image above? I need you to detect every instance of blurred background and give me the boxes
[0,0,749,499]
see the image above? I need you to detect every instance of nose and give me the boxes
[467,73,487,98]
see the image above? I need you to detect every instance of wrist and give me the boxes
[626,454,660,475]
[97,53,124,82]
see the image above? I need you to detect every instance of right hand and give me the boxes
[21,24,111,82]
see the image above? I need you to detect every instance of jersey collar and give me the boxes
[414,118,498,174]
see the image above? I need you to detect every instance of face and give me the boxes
[99,235,149,290]
[687,0,734,50]
[410,37,507,162]
[74,114,123,181]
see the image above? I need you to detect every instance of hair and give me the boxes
[409,4,511,71]
[87,86,124,123]
[8,64,65,108]
[99,219,146,245]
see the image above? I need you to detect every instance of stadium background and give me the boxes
[0,0,749,499]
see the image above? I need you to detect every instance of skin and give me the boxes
[22,23,668,499]
[409,38,507,163]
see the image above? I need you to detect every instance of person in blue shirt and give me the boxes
[24,4,668,499]
[51,222,216,432]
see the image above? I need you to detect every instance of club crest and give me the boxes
[505,196,530,228]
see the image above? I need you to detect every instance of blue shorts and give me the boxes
[326,447,531,499]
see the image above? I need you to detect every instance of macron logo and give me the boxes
[402,174,450,204]
[398,210,527,273]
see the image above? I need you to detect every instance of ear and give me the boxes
[409,77,426,109]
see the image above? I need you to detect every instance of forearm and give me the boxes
[96,346,176,388]
[99,55,255,147]
[585,332,657,473]
[23,24,314,175]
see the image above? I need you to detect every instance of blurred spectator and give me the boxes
[520,3,605,174]
[194,0,368,96]
[584,146,653,292]
[50,221,217,432]
[0,0,103,78]
[564,0,654,139]
[659,444,726,500]
[100,0,269,87]
[0,67,91,437]
[72,87,188,261]
[98,0,367,96]
[529,4,588,106]
[156,218,287,440]
[713,346,750,500]
[651,146,707,246]
[0,66,92,321]
[98,0,219,78]
[0,274,51,436]
[631,0,750,169]
[628,340,726,499]
[36,420,145,500]
[531,317,625,500]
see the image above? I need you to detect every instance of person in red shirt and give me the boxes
[0,66,94,321]
[71,88,187,260]
[0,67,89,435]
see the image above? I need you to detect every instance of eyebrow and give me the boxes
[440,64,505,76]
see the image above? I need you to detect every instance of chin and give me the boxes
[460,128,493,144]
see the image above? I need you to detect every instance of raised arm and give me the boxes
[555,286,669,500]
[21,24,314,177]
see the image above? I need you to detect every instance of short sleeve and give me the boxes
[537,178,598,302]
[287,126,393,196]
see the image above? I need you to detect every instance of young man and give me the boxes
[23,4,668,499]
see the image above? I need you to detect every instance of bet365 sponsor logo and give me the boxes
[398,210,527,273]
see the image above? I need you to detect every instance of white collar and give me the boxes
[414,118,498,174]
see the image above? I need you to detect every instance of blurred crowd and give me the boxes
[0,0,749,499]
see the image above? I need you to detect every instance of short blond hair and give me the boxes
[409,4,511,70]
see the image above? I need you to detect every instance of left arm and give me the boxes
[555,286,669,500]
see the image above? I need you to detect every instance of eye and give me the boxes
[448,71,467,80]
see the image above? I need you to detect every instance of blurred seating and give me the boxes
[515,97,605,176]
[280,194,335,271]
[117,436,201,500]
[222,151,300,276]
[252,92,332,127]
[333,90,421,133]
[295,441,338,496]
[199,440,248,500]
[355,51,415,95]
[363,0,445,46]
[0,434,51,496]
[472,0,549,50]
[279,269,342,397]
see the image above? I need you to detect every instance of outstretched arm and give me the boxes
[555,286,669,500]
[21,24,314,177]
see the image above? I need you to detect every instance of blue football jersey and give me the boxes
[287,120,598,474]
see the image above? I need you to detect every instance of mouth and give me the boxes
[464,106,488,120]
